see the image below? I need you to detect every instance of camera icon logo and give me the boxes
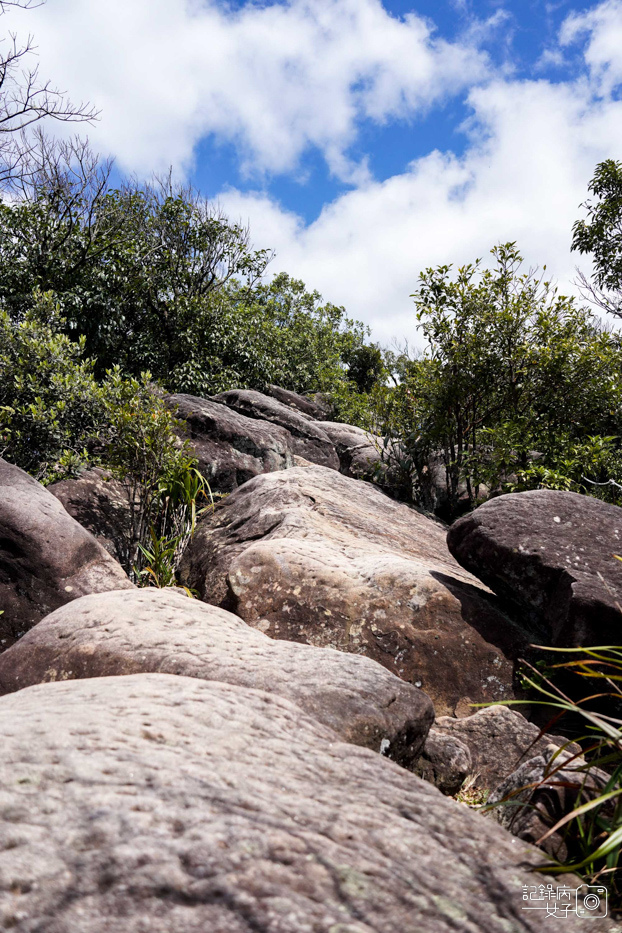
[576,884,608,919]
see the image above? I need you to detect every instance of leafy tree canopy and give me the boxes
[572,159,622,317]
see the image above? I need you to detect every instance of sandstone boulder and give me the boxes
[180,465,529,716]
[0,459,132,648]
[432,705,580,792]
[49,468,131,563]
[0,587,434,766]
[489,744,610,863]
[214,389,340,470]
[169,393,294,492]
[0,673,602,932]
[316,420,383,480]
[414,730,472,795]
[264,384,330,420]
[447,489,622,646]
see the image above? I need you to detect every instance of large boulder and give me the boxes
[213,389,340,470]
[264,384,331,420]
[0,587,434,766]
[316,420,383,480]
[430,705,580,793]
[447,489,622,646]
[49,468,131,564]
[180,464,529,716]
[0,459,132,648]
[169,393,294,492]
[0,673,602,932]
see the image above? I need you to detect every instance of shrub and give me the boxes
[491,646,622,910]
[0,292,103,483]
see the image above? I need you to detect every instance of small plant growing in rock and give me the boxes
[493,646,622,910]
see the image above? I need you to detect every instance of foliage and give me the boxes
[572,159,622,317]
[0,295,210,585]
[0,291,103,482]
[377,244,622,516]
[158,272,374,408]
[0,175,272,379]
[491,646,622,909]
[0,169,374,414]
[96,369,211,581]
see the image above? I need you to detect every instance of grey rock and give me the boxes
[316,421,383,480]
[0,459,132,648]
[169,393,294,492]
[49,468,131,563]
[0,587,434,767]
[489,744,610,863]
[447,489,622,646]
[414,730,472,795]
[213,389,340,470]
[264,384,329,420]
[180,465,529,717]
[0,673,605,933]
[433,705,581,792]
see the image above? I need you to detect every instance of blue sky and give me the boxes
[189,0,597,222]
[5,0,622,343]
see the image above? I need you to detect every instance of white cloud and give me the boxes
[561,0,622,95]
[4,0,622,347]
[2,0,488,181]
[218,4,622,346]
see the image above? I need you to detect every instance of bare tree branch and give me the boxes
[573,267,622,319]
[0,0,99,189]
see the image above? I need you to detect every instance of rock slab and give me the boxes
[169,393,294,492]
[0,459,131,647]
[0,588,434,766]
[181,465,529,716]
[447,489,622,646]
[432,705,580,793]
[0,673,605,932]
[214,389,340,470]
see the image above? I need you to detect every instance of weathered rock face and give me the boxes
[447,489,622,647]
[169,393,294,492]
[489,745,610,863]
[0,459,132,648]
[414,730,472,796]
[180,465,529,717]
[264,384,330,420]
[432,705,580,793]
[214,389,340,470]
[0,587,434,766]
[49,468,131,563]
[316,420,382,480]
[0,673,600,933]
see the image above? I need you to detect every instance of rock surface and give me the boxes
[0,673,604,933]
[432,705,580,792]
[169,393,294,492]
[214,389,340,470]
[0,459,132,648]
[414,730,472,796]
[0,588,434,766]
[180,464,529,716]
[489,744,610,863]
[316,420,382,480]
[447,489,622,646]
[264,384,330,420]
[49,468,131,563]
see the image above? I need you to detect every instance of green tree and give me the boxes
[0,291,103,481]
[379,244,622,516]
[572,159,622,317]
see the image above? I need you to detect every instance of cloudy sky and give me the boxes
[5,0,622,344]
